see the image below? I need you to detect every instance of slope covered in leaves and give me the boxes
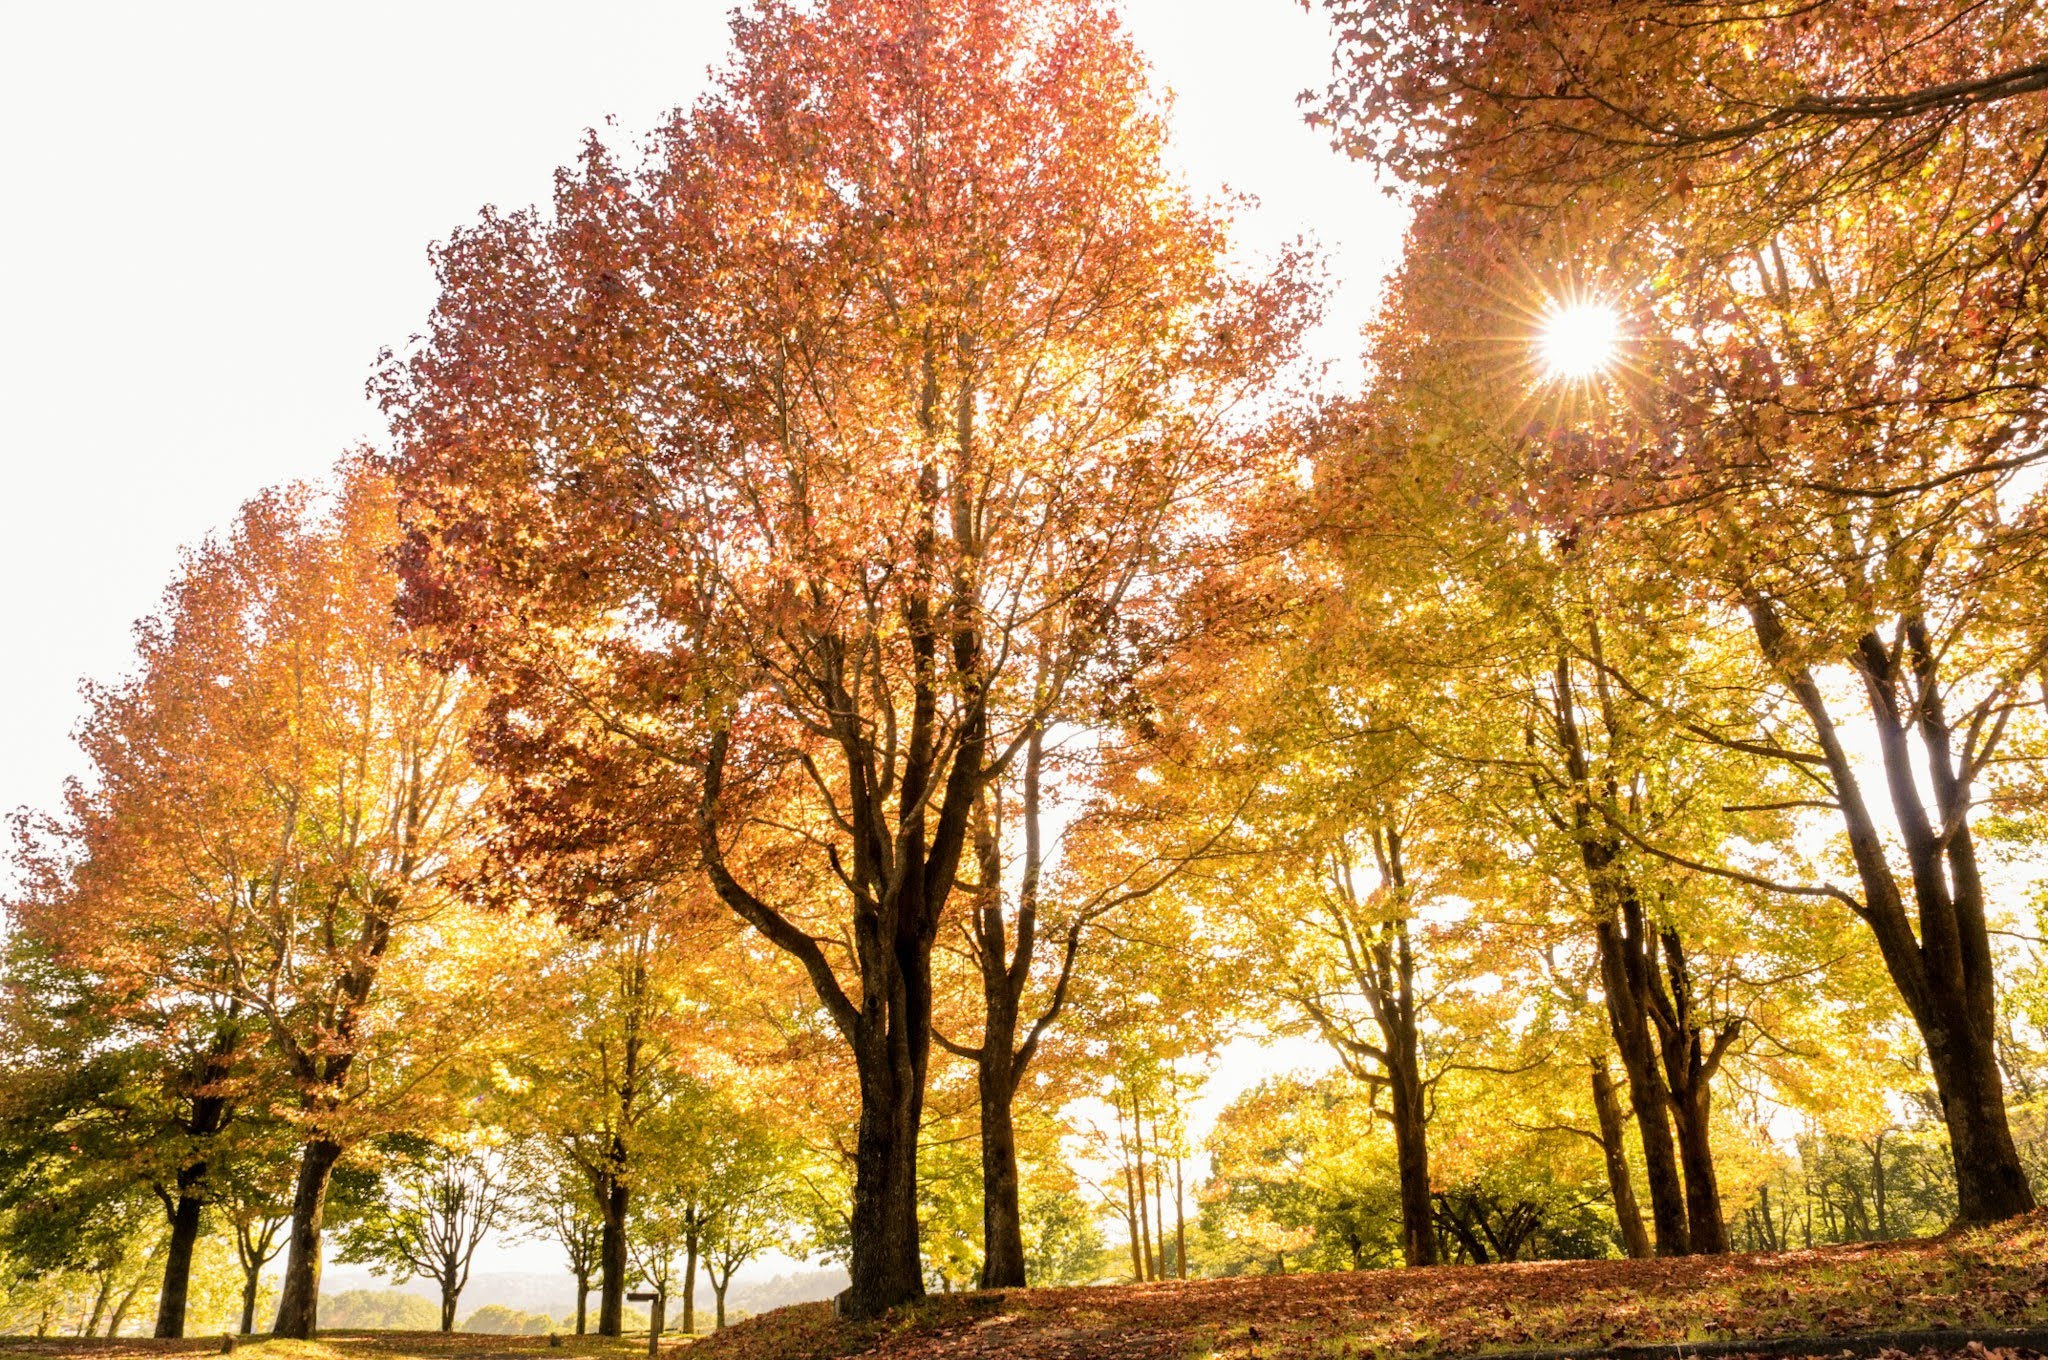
[689,1213,2048,1360]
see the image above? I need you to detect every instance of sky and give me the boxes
[0,0,1406,1289]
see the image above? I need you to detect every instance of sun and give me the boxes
[1536,301,1624,380]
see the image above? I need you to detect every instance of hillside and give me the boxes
[5,1216,2045,1360]
[691,1213,2048,1360]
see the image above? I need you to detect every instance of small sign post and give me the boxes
[627,1290,664,1355]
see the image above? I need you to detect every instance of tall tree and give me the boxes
[382,0,1311,1317]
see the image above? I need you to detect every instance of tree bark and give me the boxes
[153,1174,208,1338]
[1747,604,2035,1223]
[239,1267,260,1336]
[154,1032,238,1339]
[440,1286,457,1332]
[1590,1060,1652,1259]
[597,1166,628,1337]
[574,1271,589,1335]
[1648,928,1733,1254]
[682,1215,699,1336]
[1174,1153,1188,1280]
[977,1062,1026,1288]
[842,1038,928,1319]
[271,1136,345,1339]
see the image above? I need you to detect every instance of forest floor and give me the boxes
[8,1213,2048,1360]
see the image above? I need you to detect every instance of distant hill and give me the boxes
[315,1267,848,1331]
[727,1269,849,1318]
[319,1289,440,1330]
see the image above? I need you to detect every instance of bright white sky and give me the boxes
[0,0,1404,1287]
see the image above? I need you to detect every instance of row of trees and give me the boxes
[7,0,2048,1335]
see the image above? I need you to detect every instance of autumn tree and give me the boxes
[1311,0,2048,1225]
[382,0,1311,1317]
[15,461,527,1337]
[337,1138,512,1332]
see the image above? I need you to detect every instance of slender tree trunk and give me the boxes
[1122,1160,1142,1281]
[1590,1060,1652,1259]
[271,1136,345,1338]
[714,1280,727,1330]
[1872,1133,1890,1238]
[682,1218,699,1335]
[1132,1099,1155,1281]
[1151,1112,1169,1277]
[1174,1153,1187,1280]
[1554,654,1690,1255]
[440,1286,457,1333]
[575,1272,589,1335]
[155,1054,235,1340]
[154,1170,208,1338]
[598,1168,628,1336]
[1748,606,2035,1224]
[239,1267,260,1336]
[1594,918,1690,1254]
[108,1268,150,1340]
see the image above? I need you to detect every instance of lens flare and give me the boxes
[1537,302,1623,380]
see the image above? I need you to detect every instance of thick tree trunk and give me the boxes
[1928,1019,2035,1220]
[153,1172,207,1338]
[598,1170,628,1337]
[840,1040,927,1319]
[1590,1060,1652,1259]
[1390,1060,1438,1267]
[977,1062,1026,1288]
[1669,1086,1728,1253]
[271,1137,345,1339]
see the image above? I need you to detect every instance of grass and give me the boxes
[8,1214,2048,1360]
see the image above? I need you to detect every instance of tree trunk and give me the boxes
[1390,1058,1438,1267]
[1669,1085,1728,1253]
[1122,1155,1142,1281]
[1553,653,1690,1256]
[440,1286,457,1333]
[598,1168,628,1336]
[154,1170,208,1338]
[271,1136,344,1339]
[107,1279,145,1339]
[1132,1100,1155,1281]
[839,1037,928,1320]
[1594,918,1690,1254]
[574,1272,589,1335]
[1174,1153,1188,1280]
[977,1061,1026,1288]
[1747,606,2036,1224]
[1590,1060,1652,1259]
[683,1219,699,1336]
[239,1266,260,1336]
